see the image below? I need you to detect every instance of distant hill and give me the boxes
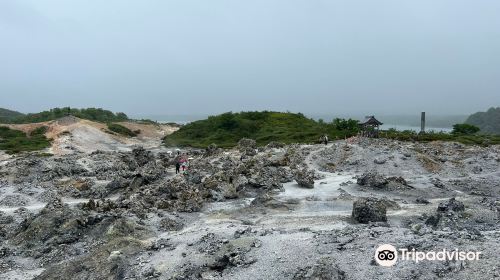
[0,108,25,122]
[163,111,358,148]
[0,107,129,124]
[465,107,500,135]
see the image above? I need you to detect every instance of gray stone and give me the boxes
[352,197,387,223]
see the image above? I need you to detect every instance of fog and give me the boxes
[1,0,499,116]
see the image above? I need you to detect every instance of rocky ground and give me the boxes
[0,137,499,279]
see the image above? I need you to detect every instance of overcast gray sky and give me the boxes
[1,0,499,116]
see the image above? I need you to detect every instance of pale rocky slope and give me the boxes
[3,116,178,155]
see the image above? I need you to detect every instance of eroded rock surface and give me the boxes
[0,138,499,280]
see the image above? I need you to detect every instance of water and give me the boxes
[380,124,452,133]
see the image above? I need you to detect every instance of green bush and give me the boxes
[1,107,129,124]
[107,123,137,137]
[0,126,51,154]
[332,118,360,131]
[452,123,480,135]
[163,111,359,148]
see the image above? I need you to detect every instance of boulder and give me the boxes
[204,144,220,157]
[356,173,387,188]
[0,212,14,224]
[128,175,145,190]
[385,176,410,189]
[206,237,259,270]
[131,146,154,167]
[159,217,184,231]
[437,197,465,212]
[352,197,387,223]
[431,178,446,189]
[357,173,410,190]
[246,166,285,191]
[238,138,257,149]
[293,168,315,189]
[232,175,249,191]
[238,138,257,156]
[415,197,430,204]
[266,141,285,149]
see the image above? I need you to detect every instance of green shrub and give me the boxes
[0,126,51,154]
[452,123,480,135]
[30,126,48,136]
[332,118,360,131]
[107,123,137,137]
[2,107,129,124]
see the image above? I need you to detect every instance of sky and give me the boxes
[1,0,499,116]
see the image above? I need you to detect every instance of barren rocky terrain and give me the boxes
[0,136,499,279]
[3,116,178,155]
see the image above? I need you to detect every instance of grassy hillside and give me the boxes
[0,126,51,154]
[0,108,25,123]
[0,107,129,124]
[163,111,358,148]
[465,107,500,135]
[164,111,500,148]
[107,123,138,137]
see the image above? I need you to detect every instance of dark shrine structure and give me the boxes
[360,116,383,138]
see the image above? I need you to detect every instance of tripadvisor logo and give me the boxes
[375,244,398,267]
[374,244,482,267]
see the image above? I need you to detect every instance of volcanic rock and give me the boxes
[352,197,387,223]
[293,168,315,189]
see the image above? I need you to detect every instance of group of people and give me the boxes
[171,149,190,174]
[175,159,188,174]
[319,134,329,145]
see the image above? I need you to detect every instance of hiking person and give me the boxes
[319,134,328,145]
[175,162,181,174]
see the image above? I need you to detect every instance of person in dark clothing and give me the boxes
[175,162,181,174]
[319,135,328,145]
